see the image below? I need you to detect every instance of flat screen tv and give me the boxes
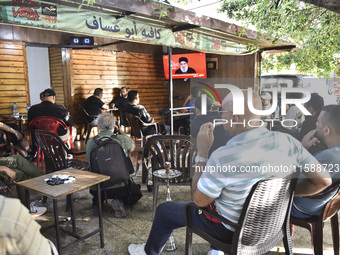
[163,53,207,79]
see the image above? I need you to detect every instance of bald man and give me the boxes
[128,90,331,255]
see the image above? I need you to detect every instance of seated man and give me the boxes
[0,154,46,216]
[83,88,109,125]
[110,87,130,128]
[0,122,35,161]
[28,88,76,141]
[124,90,157,136]
[110,87,129,110]
[292,105,340,218]
[0,195,57,254]
[190,95,231,156]
[128,90,331,255]
[299,93,327,155]
[86,113,135,217]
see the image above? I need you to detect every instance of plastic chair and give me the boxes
[290,180,340,255]
[29,116,74,168]
[124,112,159,174]
[142,135,196,216]
[124,112,159,144]
[118,108,130,132]
[33,129,88,173]
[79,104,98,143]
[185,176,299,255]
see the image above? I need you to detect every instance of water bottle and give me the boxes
[26,103,30,113]
[12,102,19,117]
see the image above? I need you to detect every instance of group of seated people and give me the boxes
[0,88,77,219]
[84,87,158,136]
[1,84,340,255]
[128,89,340,255]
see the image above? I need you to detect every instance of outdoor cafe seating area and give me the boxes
[22,145,334,255]
[13,133,337,255]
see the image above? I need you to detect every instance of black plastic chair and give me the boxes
[142,135,196,216]
[185,176,299,255]
[79,104,98,143]
[290,180,340,255]
[33,129,88,173]
[118,108,130,132]
[124,112,159,175]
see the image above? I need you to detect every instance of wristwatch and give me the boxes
[195,155,208,164]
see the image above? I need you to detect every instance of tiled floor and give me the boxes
[30,139,338,255]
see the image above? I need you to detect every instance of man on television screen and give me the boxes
[175,57,196,74]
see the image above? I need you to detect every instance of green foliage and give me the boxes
[219,0,340,77]
[143,0,174,18]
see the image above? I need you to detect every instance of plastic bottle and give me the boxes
[26,103,30,113]
[12,102,19,116]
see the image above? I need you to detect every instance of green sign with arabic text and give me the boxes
[0,0,248,54]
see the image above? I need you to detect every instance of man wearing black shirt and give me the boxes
[28,88,74,138]
[124,90,156,136]
[83,88,109,124]
[110,87,129,110]
[110,87,130,128]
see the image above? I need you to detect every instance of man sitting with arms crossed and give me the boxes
[128,89,331,255]
[292,105,340,218]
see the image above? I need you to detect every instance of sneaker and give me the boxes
[128,244,146,255]
[111,199,126,218]
[207,249,224,255]
[30,202,47,217]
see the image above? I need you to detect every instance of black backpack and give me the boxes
[90,135,130,189]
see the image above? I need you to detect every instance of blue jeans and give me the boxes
[144,202,234,255]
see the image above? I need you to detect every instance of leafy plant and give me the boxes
[218,0,340,77]
[143,0,174,18]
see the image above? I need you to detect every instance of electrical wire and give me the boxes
[187,0,223,11]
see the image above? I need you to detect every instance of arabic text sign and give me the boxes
[0,1,175,45]
[0,0,249,54]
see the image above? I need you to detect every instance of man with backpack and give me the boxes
[86,113,137,217]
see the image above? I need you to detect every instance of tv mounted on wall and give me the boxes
[163,53,207,79]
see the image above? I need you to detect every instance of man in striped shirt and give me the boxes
[128,90,331,255]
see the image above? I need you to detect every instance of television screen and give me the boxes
[163,53,207,79]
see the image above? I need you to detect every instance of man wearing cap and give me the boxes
[175,57,196,74]
[28,88,75,140]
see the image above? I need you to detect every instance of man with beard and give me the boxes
[175,57,196,74]
[292,104,340,218]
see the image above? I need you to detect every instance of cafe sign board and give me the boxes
[0,0,248,55]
